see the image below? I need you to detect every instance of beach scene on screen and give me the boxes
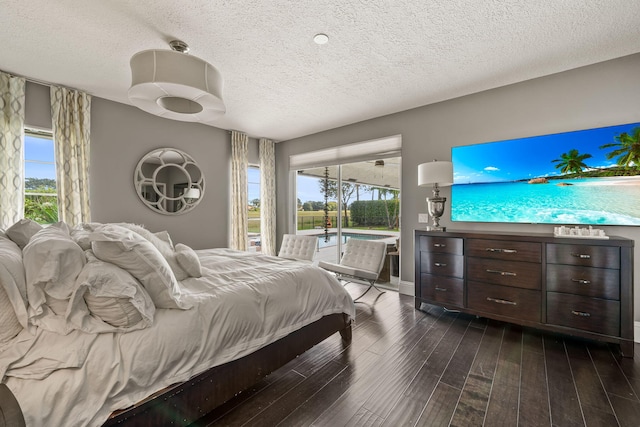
[451,122,640,225]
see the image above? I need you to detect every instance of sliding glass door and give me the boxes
[294,157,401,285]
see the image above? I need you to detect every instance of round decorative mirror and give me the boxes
[134,148,205,215]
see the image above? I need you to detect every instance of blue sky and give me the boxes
[452,122,640,184]
[24,134,56,180]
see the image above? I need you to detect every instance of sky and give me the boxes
[24,134,56,180]
[452,122,640,184]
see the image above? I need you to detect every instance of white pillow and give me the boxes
[5,218,43,249]
[23,222,86,333]
[115,223,190,281]
[67,251,155,332]
[175,244,202,278]
[90,226,191,309]
[0,236,29,329]
[154,230,174,249]
[70,222,104,250]
[0,284,22,344]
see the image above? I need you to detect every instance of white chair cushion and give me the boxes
[278,234,317,262]
[340,239,387,274]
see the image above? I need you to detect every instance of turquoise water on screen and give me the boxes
[451,177,640,225]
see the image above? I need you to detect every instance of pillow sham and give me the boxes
[175,243,202,278]
[67,251,155,332]
[115,223,189,280]
[5,218,42,249]
[23,222,86,333]
[90,226,191,309]
[0,236,29,329]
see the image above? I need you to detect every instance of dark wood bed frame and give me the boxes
[0,313,352,427]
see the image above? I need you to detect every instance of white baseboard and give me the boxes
[398,280,414,296]
[635,321,640,343]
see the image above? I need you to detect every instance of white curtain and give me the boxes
[259,138,276,255]
[0,72,26,229]
[231,131,248,251]
[50,85,91,227]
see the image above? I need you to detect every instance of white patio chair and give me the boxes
[277,234,317,262]
[318,238,387,302]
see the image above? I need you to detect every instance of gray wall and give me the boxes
[24,81,243,250]
[276,53,640,319]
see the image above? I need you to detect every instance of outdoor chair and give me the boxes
[318,238,387,302]
[277,234,317,262]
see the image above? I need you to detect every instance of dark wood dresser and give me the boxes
[415,230,635,356]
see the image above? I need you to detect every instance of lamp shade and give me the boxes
[128,49,225,124]
[183,187,201,200]
[418,161,453,187]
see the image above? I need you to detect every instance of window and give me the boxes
[247,165,261,251]
[24,129,58,224]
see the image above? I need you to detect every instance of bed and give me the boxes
[0,221,354,427]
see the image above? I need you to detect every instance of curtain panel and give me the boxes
[259,138,276,255]
[50,86,91,227]
[231,131,248,251]
[0,72,26,229]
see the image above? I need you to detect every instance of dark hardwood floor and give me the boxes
[194,285,640,427]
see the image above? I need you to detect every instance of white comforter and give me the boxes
[1,249,355,427]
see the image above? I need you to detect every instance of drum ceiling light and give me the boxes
[128,40,225,124]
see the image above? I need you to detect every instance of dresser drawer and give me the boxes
[420,252,463,278]
[466,239,541,263]
[467,257,541,290]
[419,236,463,255]
[547,243,620,269]
[547,264,620,300]
[420,274,464,307]
[546,292,620,336]
[467,281,540,322]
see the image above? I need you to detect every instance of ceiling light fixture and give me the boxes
[128,40,225,124]
[313,33,329,45]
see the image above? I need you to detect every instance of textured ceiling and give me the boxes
[1,0,640,141]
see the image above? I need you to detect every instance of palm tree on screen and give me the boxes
[551,149,592,174]
[599,127,640,169]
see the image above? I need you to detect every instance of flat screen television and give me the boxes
[451,122,640,226]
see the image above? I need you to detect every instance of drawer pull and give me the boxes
[486,248,518,254]
[434,262,448,267]
[486,297,517,306]
[571,278,591,285]
[433,243,446,248]
[571,310,591,317]
[571,253,591,259]
[486,269,517,277]
[435,287,448,292]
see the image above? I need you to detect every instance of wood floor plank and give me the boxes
[588,342,638,401]
[203,370,306,426]
[277,350,380,427]
[608,393,640,427]
[379,314,473,426]
[415,382,462,427]
[518,349,551,427]
[544,334,585,427]
[449,319,504,427]
[244,360,347,426]
[311,306,451,426]
[483,324,522,427]
[342,408,384,427]
[440,324,485,390]
[565,339,615,415]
